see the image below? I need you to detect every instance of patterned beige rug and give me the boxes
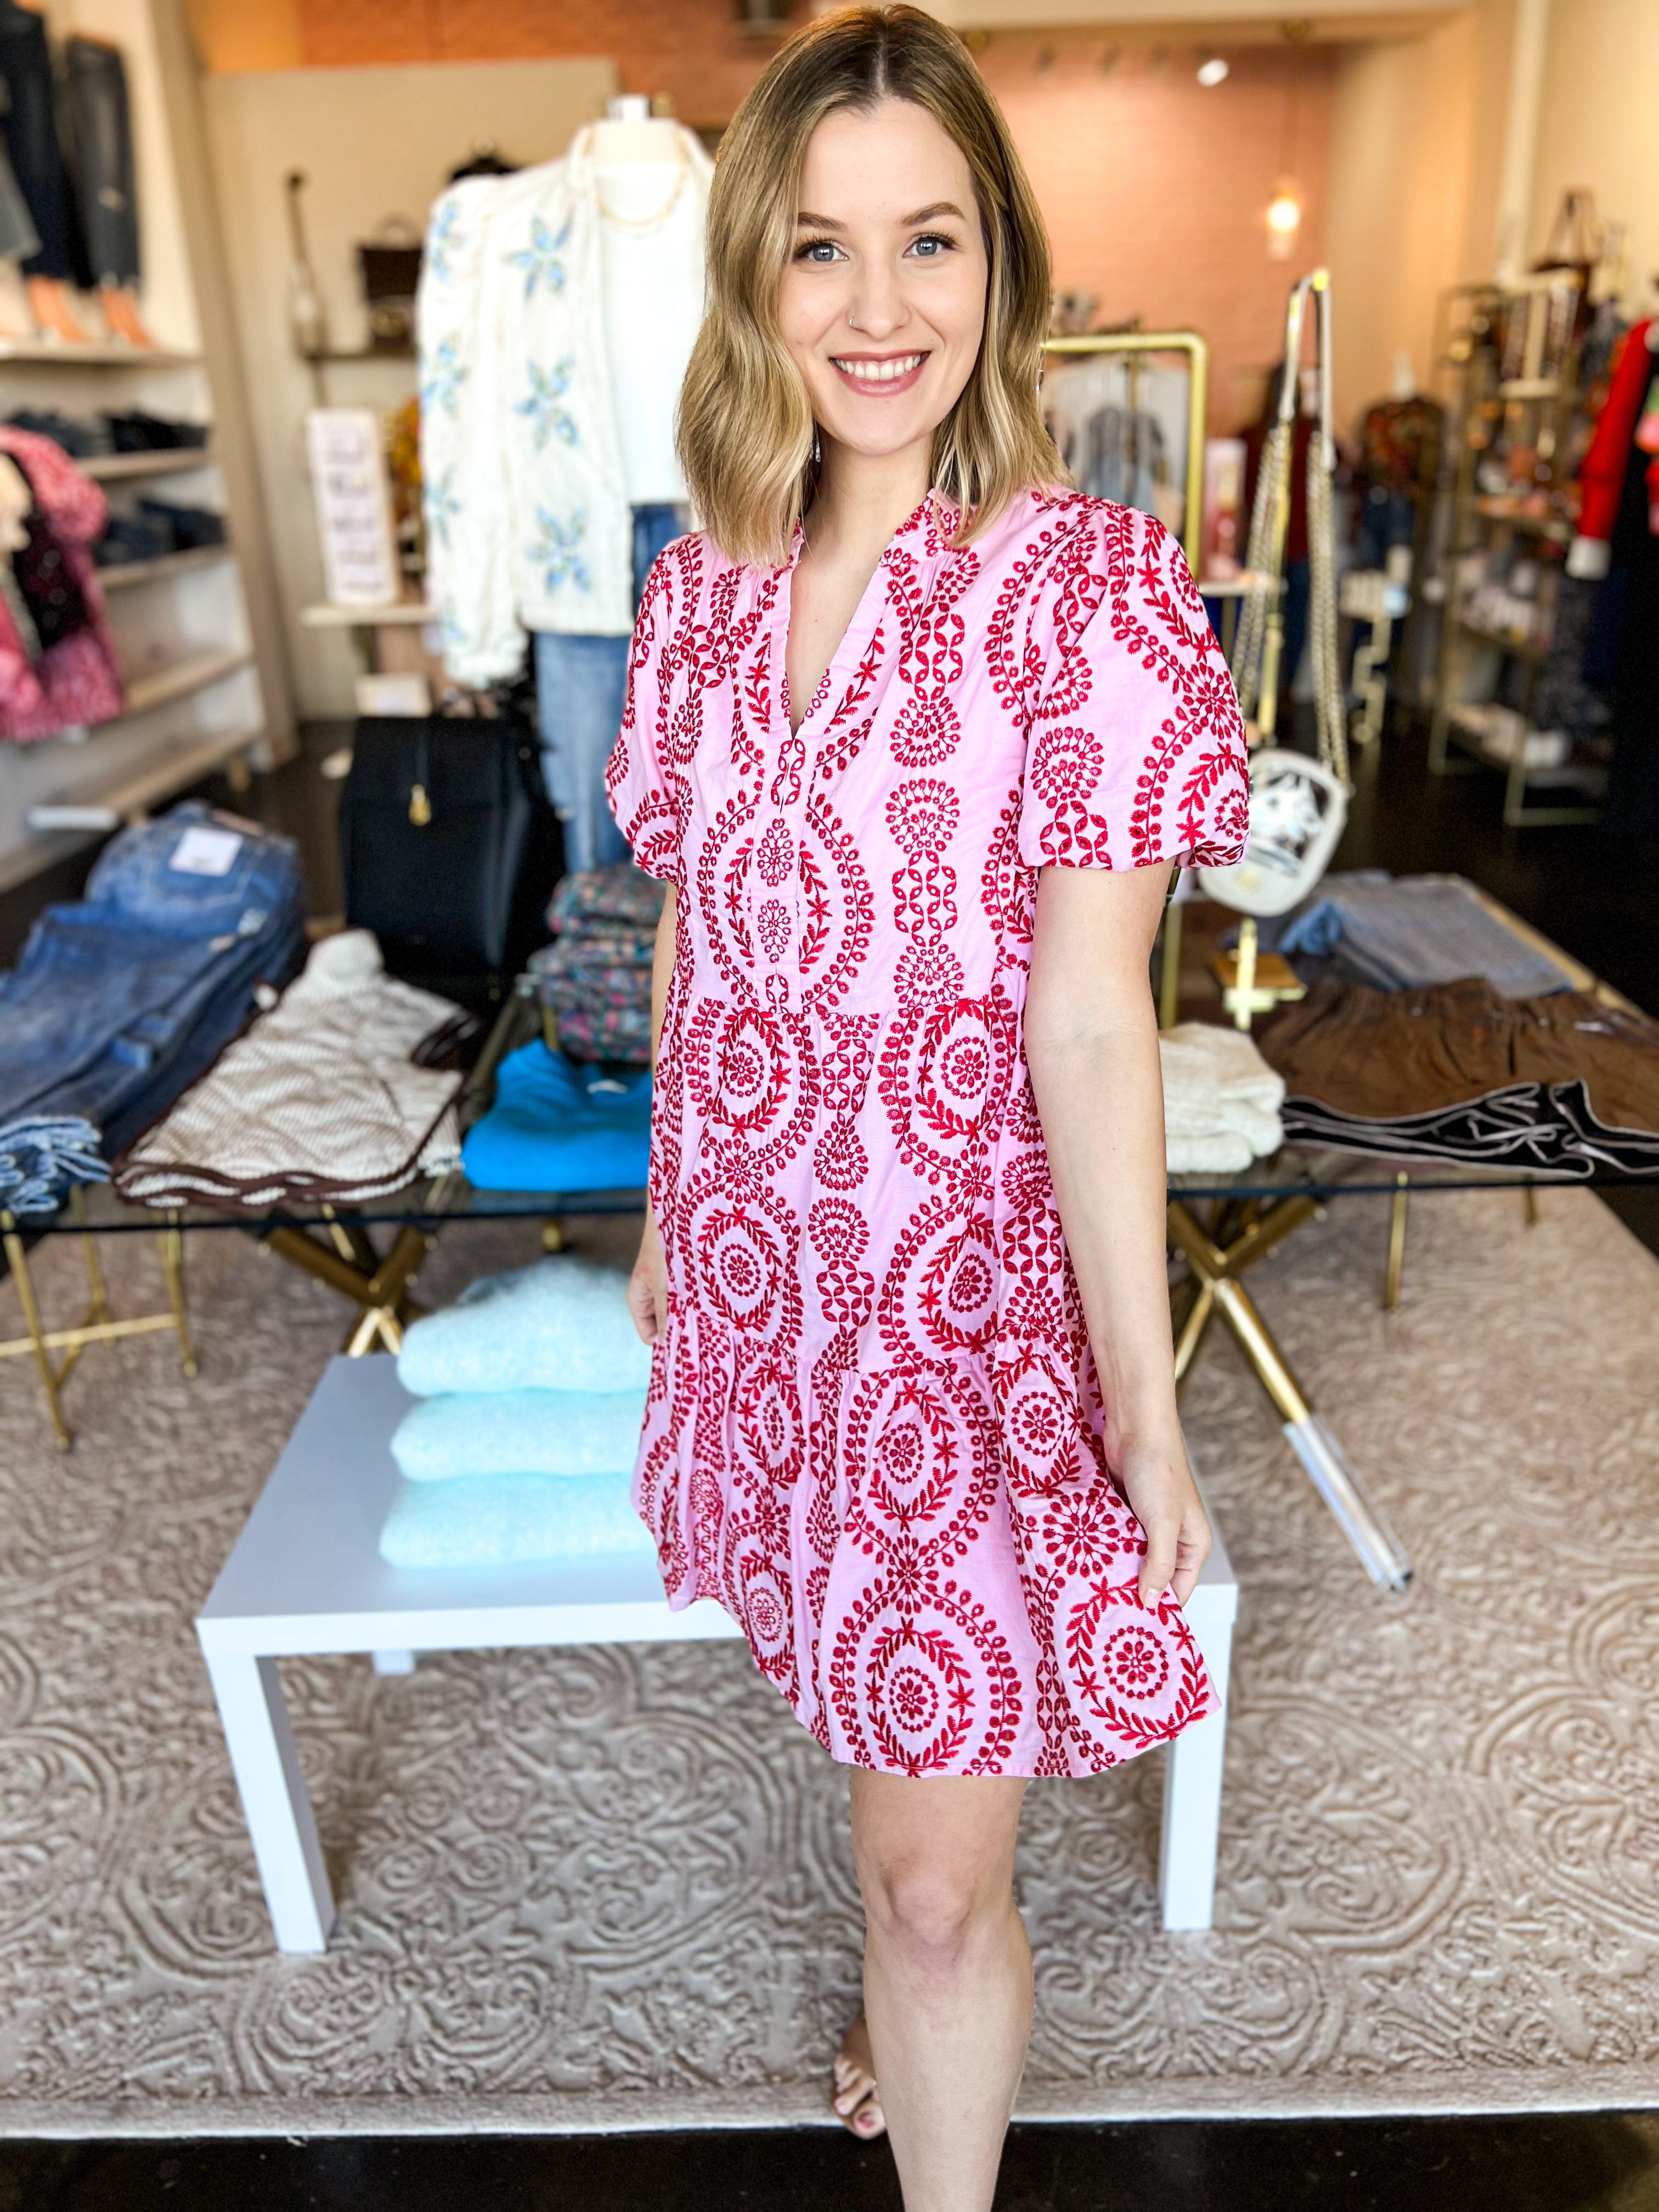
[1,1184,1656,2136]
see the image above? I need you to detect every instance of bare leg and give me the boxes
[849,1769,1031,2212]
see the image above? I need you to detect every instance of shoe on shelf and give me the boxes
[25,275,92,346]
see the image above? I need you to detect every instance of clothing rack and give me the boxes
[1043,330,1210,1030]
[1042,329,1209,571]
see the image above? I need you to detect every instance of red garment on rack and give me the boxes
[1577,318,1654,548]
[0,426,123,742]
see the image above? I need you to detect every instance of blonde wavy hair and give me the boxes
[678,4,1065,567]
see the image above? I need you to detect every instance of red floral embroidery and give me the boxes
[607,490,1248,1776]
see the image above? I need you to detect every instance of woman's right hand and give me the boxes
[627,1211,669,1344]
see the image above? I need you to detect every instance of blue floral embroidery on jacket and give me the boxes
[507,216,571,300]
[420,335,465,417]
[531,507,591,595]
[425,466,461,550]
[515,357,579,452]
[427,199,465,285]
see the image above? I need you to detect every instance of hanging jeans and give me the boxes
[0,146,38,264]
[64,37,139,287]
[0,5,79,281]
[534,502,681,876]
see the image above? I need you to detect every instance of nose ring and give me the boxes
[847,311,859,328]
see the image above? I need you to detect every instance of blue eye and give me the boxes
[796,238,842,263]
[910,233,953,259]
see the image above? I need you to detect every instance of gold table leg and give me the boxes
[159,1212,199,1378]
[1158,900,1183,1032]
[262,1220,433,1357]
[2,1210,71,1452]
[1385,1172,1409,1313]
[1166,1196,1412,1588]
[2,1200,199,1449]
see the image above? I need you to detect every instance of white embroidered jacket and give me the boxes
[417,126,713,684]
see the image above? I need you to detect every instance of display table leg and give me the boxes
[1166,1199,1412,1590]
[1384,1172,1409,1312]
[1159,1584,1235,1932]
[1,1212,71,1450]
[201,1646,335,1953]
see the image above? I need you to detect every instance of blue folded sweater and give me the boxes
[377,1469,654,1570]
[461,1042,650,1193]
[390,1386,646,1481]
[397,1254,652,1398]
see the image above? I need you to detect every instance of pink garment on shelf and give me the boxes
[606,489,1249,1778]
[0,425,123,741]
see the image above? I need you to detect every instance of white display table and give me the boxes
[199,1357,1236,1951]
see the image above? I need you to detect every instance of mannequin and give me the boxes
[533,95,704,870]
[588,92,683,167]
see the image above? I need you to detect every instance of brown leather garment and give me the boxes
[1256,978,1659,1137]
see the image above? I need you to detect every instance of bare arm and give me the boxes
[1023,862,1207,1609]
[625,884,676,1344]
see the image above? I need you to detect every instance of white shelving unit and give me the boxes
[0,0,296,899]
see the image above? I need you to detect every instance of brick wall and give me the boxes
[267,3,1338,429]
[982,38,1336,430]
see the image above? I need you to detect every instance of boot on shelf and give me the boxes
[99,283,156,349]
[25,275,91,345]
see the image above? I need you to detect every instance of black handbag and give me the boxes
[338,714,560,995]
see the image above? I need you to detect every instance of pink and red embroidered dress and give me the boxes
[606,489,1249,1778]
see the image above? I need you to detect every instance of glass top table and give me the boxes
[12,1137,1644,1240]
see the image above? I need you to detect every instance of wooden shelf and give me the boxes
[1446,708,1606,789]
[0,724,266,898]
[1454,617,1547,663]
[300,600,435,628]
[301,345,414,365]
[123,647,254,715]
[1469,497,1572,543]
[0,336,201,369]
[86,445,217,482]
[98,545,232,591]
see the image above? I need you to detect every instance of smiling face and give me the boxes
[777,98,990,469]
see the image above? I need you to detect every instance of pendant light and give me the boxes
[1267,39,1305,261]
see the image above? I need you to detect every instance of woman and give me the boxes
[607,10,1248,2206]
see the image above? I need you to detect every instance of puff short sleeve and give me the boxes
[1014,504,1250,873]
[603,546,682,882]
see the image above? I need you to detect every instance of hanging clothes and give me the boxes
[533,500,679,871]
[1570,318,1654,577]
[1605,330,1659,839]
[63,37,140,289]
[0,426,123,740]
[0,2,85,284]
[416,124,713,686]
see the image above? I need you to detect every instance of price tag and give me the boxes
[169,825,244,877]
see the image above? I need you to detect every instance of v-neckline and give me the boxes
[779,490,941,740]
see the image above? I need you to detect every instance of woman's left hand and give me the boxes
[1115,1431,1211,1610]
